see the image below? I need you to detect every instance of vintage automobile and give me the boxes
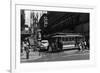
[40,40,49,50]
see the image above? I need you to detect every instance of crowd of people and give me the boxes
[75,39,89,51]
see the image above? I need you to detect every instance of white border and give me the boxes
[11,3,96,73]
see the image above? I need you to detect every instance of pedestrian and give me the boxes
[52,41,56,52]
[59,40,63,51]
[24,40,30,59]
[21,41,23,53]
[85,40,87,49]
[82,40,85,51]
[79,41,83,51]
[58,39,63,51]
[55,39,58,51]
[75,39,78,48]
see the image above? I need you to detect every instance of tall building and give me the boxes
[21,10,25,31]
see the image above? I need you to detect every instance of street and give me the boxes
[21,49,89,63]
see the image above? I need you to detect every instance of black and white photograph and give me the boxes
[20,9,90,63]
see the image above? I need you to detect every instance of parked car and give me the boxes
[40,40,49,50]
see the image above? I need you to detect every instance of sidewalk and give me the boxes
[21,51,42,62]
